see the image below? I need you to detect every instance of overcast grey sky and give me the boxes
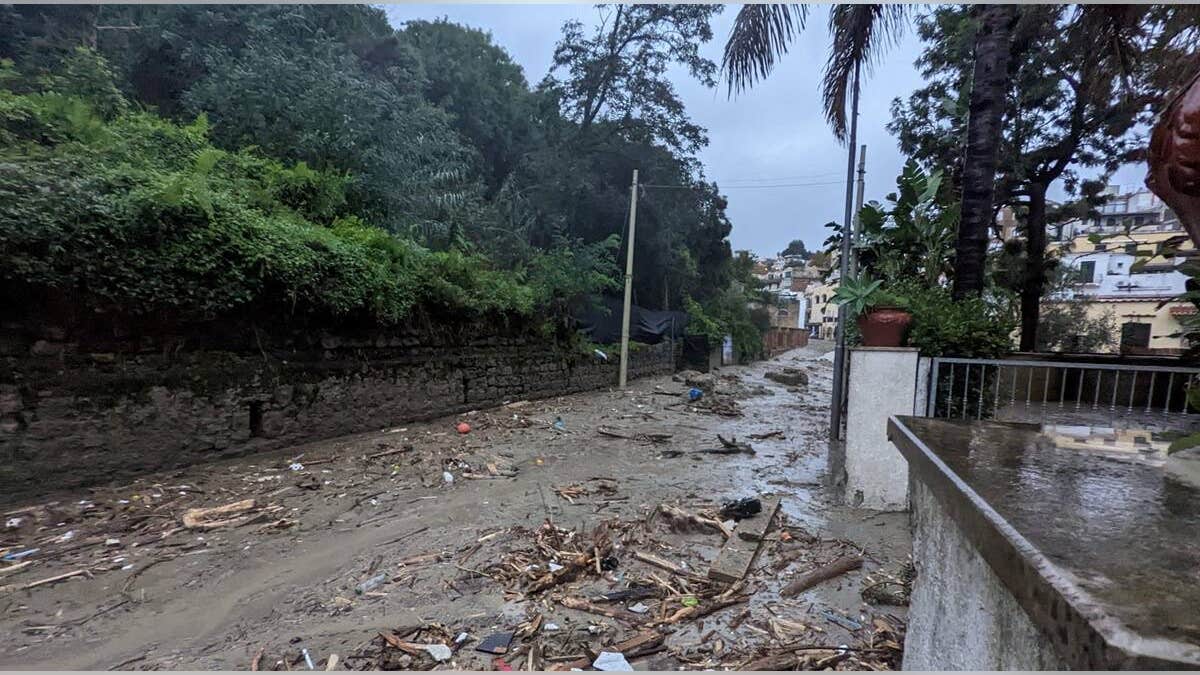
[384,4,1146,257]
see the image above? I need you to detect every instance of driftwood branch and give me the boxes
[780,555,863,598]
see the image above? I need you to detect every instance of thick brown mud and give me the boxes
[0,341,910,670]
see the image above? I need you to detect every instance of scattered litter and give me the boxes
[719,497,762,521]
[628,602,649,614]
[3,548,38,561]
[289,462,305,472]
[105,538,120,546]
[548,562,564,572]
[423,644,453,662]
[443,471,455,484]
[182,499,262,530]
[301,648,315,670]
[475,631,513,655]
[821,609,864,631]
[553,417,566,432]
[749,430,785,440]
[456,422,472,435]
[593,349,608,361]
[56,530,76,542]
[493,657,513,671]
[593,651,633,672]
[4,517,22,529]
[681,595,699,607]
[543,622,560,631]
[688,387,704,401]
[354,573,388,595]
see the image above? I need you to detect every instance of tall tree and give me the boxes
[891,5,1177,349]
[721,3,1017,302]
[952,5,1016,299]
[547,4,721,154]
[780,239,810,258]
[722,5,907,143]
[400,19,538,194]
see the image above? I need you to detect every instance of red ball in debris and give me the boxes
[456,422,471,434]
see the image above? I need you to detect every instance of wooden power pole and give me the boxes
[618,169,639,388]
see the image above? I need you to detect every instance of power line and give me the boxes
[716,172,844,184]
[641,179,845,191]
[721,180,845,190]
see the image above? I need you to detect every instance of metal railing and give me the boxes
[926,357,1200,429]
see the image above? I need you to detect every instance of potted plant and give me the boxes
[832,276,912,347]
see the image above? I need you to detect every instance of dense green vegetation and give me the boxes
[0,5,741,341]
[827,163,1015,357]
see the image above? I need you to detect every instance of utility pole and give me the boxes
[829,65,860,442]
[848,145,867,277]
[618,169,639,389]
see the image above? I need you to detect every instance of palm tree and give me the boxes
[722,3,1013,301]
[950,5,1017,299]
[722,4,1010,436]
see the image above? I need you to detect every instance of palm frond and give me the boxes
[1072,4,1147,93]
[721,4,808,97]
[823,4,908,142]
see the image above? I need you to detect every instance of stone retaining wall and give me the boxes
[0,332,676,500]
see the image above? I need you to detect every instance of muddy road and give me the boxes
[0,342,910,670]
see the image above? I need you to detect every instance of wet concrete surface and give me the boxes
[891,416,1200,669]
[0,342,910,670]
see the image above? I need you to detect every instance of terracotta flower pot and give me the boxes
[857,307,912,347]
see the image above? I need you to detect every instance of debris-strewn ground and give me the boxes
[0,341,911,670]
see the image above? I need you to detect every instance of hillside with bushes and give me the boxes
[0,5,756,347]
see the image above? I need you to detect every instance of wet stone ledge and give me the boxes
[889,416,1200,670]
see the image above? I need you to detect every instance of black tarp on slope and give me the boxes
[577,296,689,344]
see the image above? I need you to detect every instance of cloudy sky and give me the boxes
[384,4,1146,257]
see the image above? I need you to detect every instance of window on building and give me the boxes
[1106,217,1116,227]
[1120,322,1151,350]
[1076,260,1096,283]
[1124,243,1138,255]
[1095,243,1108,252]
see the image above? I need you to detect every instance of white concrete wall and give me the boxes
[904,480,1068,670]
[844,347,919,511]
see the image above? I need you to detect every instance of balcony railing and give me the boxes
[925,356,1200,430]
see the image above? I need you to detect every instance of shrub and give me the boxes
[895,281,1014,358]
[0,62,552,329]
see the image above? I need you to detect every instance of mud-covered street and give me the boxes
[0,342,911,670]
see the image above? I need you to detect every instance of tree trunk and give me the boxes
[952,4,1017,299]
[1019,185,1048,351]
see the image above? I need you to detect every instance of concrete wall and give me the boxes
[905,479,1068,670]
[0,331,676,500]
[763,327,809,356]
[844,347,920,511]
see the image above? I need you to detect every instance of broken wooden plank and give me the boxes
[780,555,863,598]
[647,594,748,627]
[1,568,87,593]
[707,497,779,582]
[182,498,258,529]
[593,586,659,603]
[546,630,662,671]
[0,561,33,577]
[557,596,643,625]
[736,495,781,542]
[631,551,699,579]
